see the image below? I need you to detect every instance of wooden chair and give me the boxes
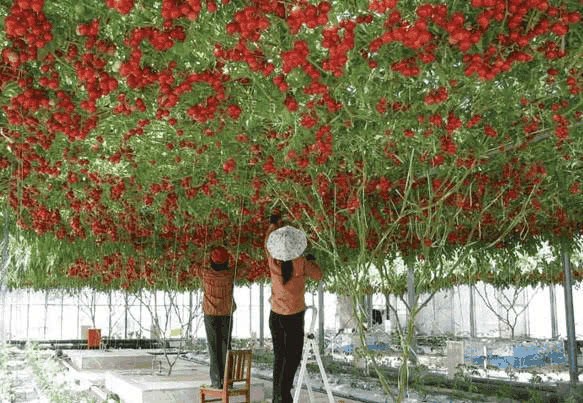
[199,349,253,403]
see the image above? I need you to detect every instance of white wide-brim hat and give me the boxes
[266,226,307,261]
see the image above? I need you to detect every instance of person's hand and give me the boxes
[269,209,281,224]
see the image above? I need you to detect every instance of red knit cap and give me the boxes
[210,246,229,265]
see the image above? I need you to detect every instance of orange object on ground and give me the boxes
[87,328,101,348]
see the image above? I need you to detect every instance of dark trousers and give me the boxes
[269,310,305,403]
[204,315,233,388]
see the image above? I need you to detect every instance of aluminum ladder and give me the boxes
[293,306,335,403]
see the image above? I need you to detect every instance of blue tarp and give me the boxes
[466,341,566,369]
[340,343,389,353]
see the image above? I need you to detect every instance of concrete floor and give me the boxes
[63,349,366,402]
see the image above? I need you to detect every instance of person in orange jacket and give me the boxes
[265,211,323,403]
[201,246,243,389]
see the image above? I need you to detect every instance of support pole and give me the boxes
[60,292,64,339]
[0,208,9,343]
[76,293,80,339]
[43,291,49,339]
[407,266,417,364]
[469,285,476,338]
[0,291,5,343]
[450,288,456,334]
[561,245,579,384]
[139,295,142,337]
[125,292,129,339]
[9,301,13,340]
[384,293,391,333]
[259,283,264,347]
[26,290,30,340]
[108,291,112,338]
[549,285,558,339]
[318,283,325,352]
[366,293,373,329]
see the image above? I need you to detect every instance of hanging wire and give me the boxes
[0,203,12,343]
[226,179,250,350]
[197,183,246,374]
[1,205,9,288]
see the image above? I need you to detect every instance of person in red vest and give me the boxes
[265,211,323,403]
[201,246,243,389]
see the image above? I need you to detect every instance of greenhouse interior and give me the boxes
[0,0,582,402]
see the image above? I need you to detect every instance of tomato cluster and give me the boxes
[2,0,52,67]
[0,0,581,291]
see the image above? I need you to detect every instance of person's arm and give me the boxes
[304,258,323,281]
[234,261,250,280]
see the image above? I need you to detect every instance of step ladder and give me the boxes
[293,306,335,403]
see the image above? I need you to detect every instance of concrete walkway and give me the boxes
[63,349,369,402]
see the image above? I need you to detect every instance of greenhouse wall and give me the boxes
[0,286,340,341]
[407,284,583,339]
[1,284,581,342]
